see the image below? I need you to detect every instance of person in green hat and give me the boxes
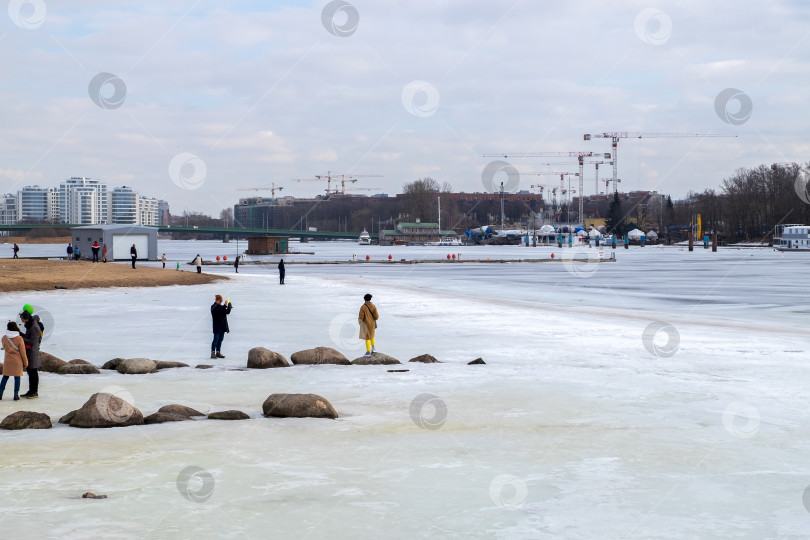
[22,304,33,316]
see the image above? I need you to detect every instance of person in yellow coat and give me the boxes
[1,321,28,401]
[358,293,379,357]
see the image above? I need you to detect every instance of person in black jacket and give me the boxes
[130,244,137,269]
[210,294,232,359]
[19,309,43,399]
[278,259,285,284]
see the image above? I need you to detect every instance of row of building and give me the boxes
[0,177,169,226]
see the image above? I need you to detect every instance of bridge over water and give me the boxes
[0,224,376,240]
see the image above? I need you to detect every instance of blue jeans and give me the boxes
[0,375,20,398]
[211,332,225,352]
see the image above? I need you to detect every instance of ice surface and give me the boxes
[0,242,809,538]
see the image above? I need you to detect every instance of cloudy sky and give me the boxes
[2,0,808,215]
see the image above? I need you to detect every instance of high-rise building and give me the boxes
[0,194,17,225]
[158,200,170,226]
[138,196,159,226]
[16,186,58,222]
[59,177,110,224]
[111,186,138,224]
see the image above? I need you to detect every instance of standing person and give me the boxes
[210,294,232,359]
[358,293,379,357]
[74,245,81,261]
[12,243,19,259]
[193,254,202,274]
[161,253,167,269]
[0,322,28,401]
[130,244,137,269]
[103,243,107,263]
[91,241,100,263]
[278,259,285,284]
[66,243,74,260]
[19,309,42,399]
[234,255,239,273]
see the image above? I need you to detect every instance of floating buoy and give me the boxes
[365,255,370,260]
[452,254,456,259]
[216,255,220,261]
[388,254,392,260]
[447,254,451,259]
[551,253,555,259]
[223,255,227,260]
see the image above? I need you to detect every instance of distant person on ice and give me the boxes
[66,243,73,260]
[0,321,28,401]
[91,241,100,263]
[12,243,19,259]
[193,254,202,273]
[358,293,379,357]
[161,253,166,269]
[130,244,137,268]
[210,294,232,359]
[278,259,285,284]
[234,255,239,273]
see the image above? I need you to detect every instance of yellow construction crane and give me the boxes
[237,183,284,196]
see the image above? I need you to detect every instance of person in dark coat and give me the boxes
[91,241,100,263]
[234,256,239,273]
[12,243,19,258]
[210,294,232,359]
[67,243,74,260]
[74,245,81,261]
[130,244,137,268]
[19,309,42,399]
[278,259,285,284]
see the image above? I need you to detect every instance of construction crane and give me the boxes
[522,160,615,195]
[517,171,580,217]
[334,174,383,194]
[583,132,738,194]
[237,183,284,197]
[293,171,340,194]
[484,152,609,225]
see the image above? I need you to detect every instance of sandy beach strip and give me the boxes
[0,259,226,292]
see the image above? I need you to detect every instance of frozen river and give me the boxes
[0,241,808,539]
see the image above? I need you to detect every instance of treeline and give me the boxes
[675,162,810,241]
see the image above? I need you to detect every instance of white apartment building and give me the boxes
[16,186,59,222]
[59,177,110,224]
[138,196,160,226]
[111,186,138,224]
[0,194,17,225]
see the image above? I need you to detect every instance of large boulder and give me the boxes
[351,352,401,365]
[40,351,68,373]
[116,358,157,375]
[208,410,250,420]
[290,347,350,365]
[68,359,93,365]
[0,411,52,430]
[69,393,144,428]
[247,347,290,369]
[468,358,486,365]
[144,412,193,424]
[58,364,100,375]
[154,361,189,370]
[158,404,205,418]
[409,354,440,363]
[262,393,338,419]
[102,358,124,370]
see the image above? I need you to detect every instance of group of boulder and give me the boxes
[0,347,485,430]
[0,348,486,374]
[0,391,339,430]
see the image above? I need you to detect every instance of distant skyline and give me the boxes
[2,1,808,215]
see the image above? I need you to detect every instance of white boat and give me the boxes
[427,237,463,246]
[774,224,810,251]
[358,229,371,245]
